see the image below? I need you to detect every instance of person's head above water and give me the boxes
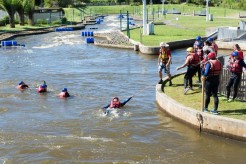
[19,81,24,85]
[62,88,68,92]
[113,97,119,102]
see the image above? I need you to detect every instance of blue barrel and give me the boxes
[85,38,90,44]
[85,38,94,44]
[90,31,94,36]
[81,31,85,36]
[85,31,88,36]
[2,40,17,46]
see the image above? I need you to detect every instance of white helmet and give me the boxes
[160,42,169,47]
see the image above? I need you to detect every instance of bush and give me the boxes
[0,16,9,26]
[61,17,67,24]
[36,19,47,25]
[52,20,61,25]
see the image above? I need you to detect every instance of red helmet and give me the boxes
[208,52,216,59]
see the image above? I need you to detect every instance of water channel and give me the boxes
[0,16,245,163]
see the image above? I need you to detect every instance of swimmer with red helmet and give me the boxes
[38,81,47,93]
[102,96,134,114]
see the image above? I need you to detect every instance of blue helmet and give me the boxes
[232,51,238,57]
[197,42,203,47]
[19,81,24,85]
[196,36,201,41]
[62,88,67,92]
[208,37,213,42]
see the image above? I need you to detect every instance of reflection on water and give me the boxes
[0,15,245,163]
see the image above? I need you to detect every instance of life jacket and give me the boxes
[20,84,28,89]
[238,51,244,60]
[189,53,200,66]
[230,59,243,74]
[212,43,218,54]
[159,49,170,63]
[110,100,121,108]
[205,60,222,76]
[38,86,47,93]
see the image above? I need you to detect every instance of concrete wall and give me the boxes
[156,77,246,142]
[137,38,206,55]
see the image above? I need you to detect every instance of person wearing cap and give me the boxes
[17,81,29,90]
[193,36,203,51]
[225,51,246,102]
[102,96,134,110]
[176,47,200,95]
[158,42,172,86]
[58,88,70,98]
[38,80,47,93]
[202,52,222,115]
[208,37,218,55]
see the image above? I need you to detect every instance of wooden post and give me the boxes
[201,79,205,111]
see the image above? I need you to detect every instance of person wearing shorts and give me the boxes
[158,42,172,86]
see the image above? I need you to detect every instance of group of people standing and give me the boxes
[158,36,246,115]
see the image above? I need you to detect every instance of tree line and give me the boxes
[0,0,245,28]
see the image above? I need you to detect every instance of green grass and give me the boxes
[164,74,246,121]
[126,14,242,46]
[0,24,51,32]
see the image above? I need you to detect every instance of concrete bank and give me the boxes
[156,75,246,142]
[0,24,85,42]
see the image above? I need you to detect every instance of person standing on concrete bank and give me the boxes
[208,37,218,55]
[193,36,203,51]
[176,47,200,94]
[225,51,246,102]
[202,52,222,115]
[230,44,244,60]
[158,42,172,86]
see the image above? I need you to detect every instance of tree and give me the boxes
[16,0,25,26]
[23,0,35,26]
[0,0,18,28]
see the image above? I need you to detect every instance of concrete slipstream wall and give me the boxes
[156,77,246,142]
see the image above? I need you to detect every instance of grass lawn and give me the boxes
[164,74,246,121]
[126,14,243,46]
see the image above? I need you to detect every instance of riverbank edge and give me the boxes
[0,24,85,42]
[156,74,246,142]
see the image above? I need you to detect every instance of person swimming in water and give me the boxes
[17,81,29,90]
[38,81,47,93]
[102,96,133,111]
[58,88,70,98]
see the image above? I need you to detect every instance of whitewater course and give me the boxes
[0,15,245,163]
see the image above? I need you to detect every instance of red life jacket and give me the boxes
[110,101,121,108]
[230,59,243,74]
[238,51,244,60]
[189,53,200,66]
[205,60,222,76]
